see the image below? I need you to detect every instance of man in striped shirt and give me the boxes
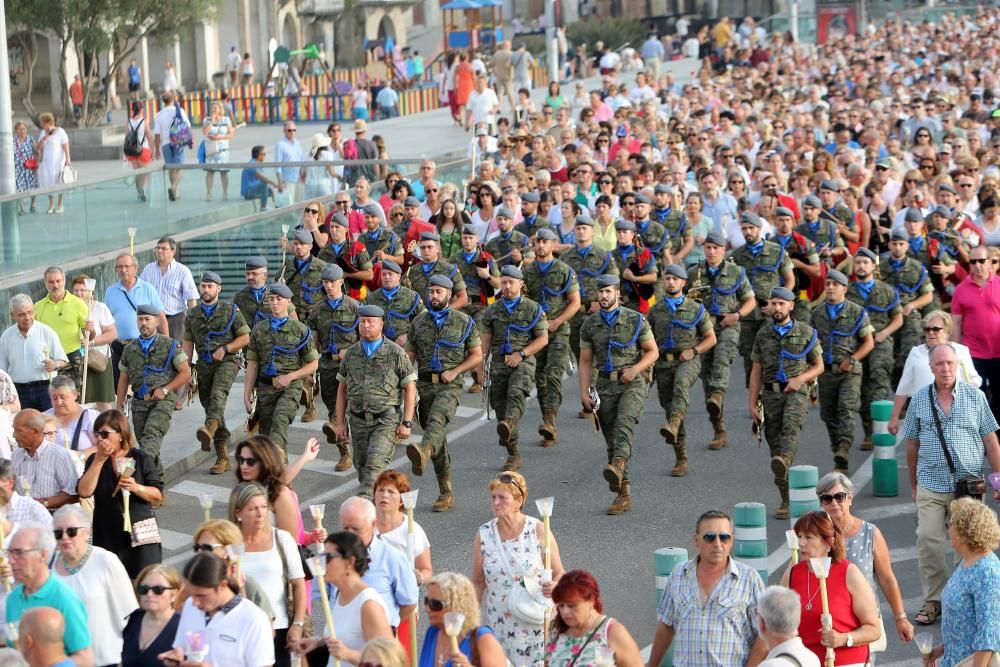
[139,236,198,341]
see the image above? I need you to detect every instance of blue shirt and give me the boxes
[941,553,1000,667]
[329,536,418,626]
[6,574,92,653]
[274,137,304,182]
[104,279,165,341]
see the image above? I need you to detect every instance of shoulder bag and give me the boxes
[61,164,78,184]
[491,521,548,626]
[275,528,312,635]
[928,385,985,499]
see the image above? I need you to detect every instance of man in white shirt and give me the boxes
[11,410,79,510]
[0,295,67,412]
[152,91,190,202]
[0,460,52,528]
[757,586,820,666]
[465,76,499,134]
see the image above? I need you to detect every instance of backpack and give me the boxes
[168,103,193,148]
[123,118,143,157]
[342,138,357,160]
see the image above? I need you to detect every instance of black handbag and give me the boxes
[928,385,985,499]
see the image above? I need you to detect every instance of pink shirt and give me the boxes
[951,273,1000,358]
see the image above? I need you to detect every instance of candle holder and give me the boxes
[444,611,465,653]
[307,555,340,666]
[83,278,97,293]
[809,557,834,667]
[914,632,934,656]
[128,227,137,255]
[400,490,419,511]
[117,458,137,532]
[535,496,554,647]
[199,493,214,523]
[185,630,208,662]
[400,489,419,667]
[20,480,30,497]
[785,529,799,565]
[309,503,325,526]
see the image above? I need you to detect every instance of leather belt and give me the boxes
[765,381,788,393]
[349,408,397,422]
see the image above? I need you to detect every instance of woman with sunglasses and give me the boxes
[779,511,880,666]
[292,531,393,666]
[189,518,276,622]
[418,572,506,667]
[297,200,329,256]
[121,564,181,667]
[52,504,138,667]
[470,182,500,242]
[815,473,914,642]
[78,409,163,580]
[472,471,565,664]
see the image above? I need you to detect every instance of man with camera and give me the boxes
[902,343,1000,626]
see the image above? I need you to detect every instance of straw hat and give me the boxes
[310,132,332,155]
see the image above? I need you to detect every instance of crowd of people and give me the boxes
[5,8,1000,667]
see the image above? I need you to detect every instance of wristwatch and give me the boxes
[292,620,305,628]
[849,357,858,367]
[401,419,413,429]
[519,350,530,360]
[845,633,854,648]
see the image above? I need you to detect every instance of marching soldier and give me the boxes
[689,231,755,450]
[748,287,825,519]
[901,208,955,312]
[730,212,794,387]
[403,232,468,309]
[307,264,360,472]
[117,304,192,475]
[647,264,716,477]
[927,205,970,267]
[404,275,483,511]
[234,256,296,325]
[485,207,533,268]
[359,203,404,267]
[847,248,903,450]
[451,225,500,393]
[515,192,548,238]
[772,206,821,322]
[578,275,658,515]
[280,229,327,422]
[796,194,844,268]
[658,187,693,265]
[880,230,934,379]
[317,214,374,300]
[521,228,581,446]
[243,284,319,457]
[810,270,874,473]
[562,214,618,365]
[612,220,658,313]
[181,271,251,474]
[633,194,670,269]
[365,260,423,347]
[335,305,417,499]
[480,266,549,472]
[818,179,856,234]
[651,183,681,227]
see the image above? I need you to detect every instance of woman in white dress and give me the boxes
[70,274,117,409]
[202,101,235,200]
[163,61,179,93]
[35,112,71,214]
[305,133,339,199]
[52,505,139,667]
[472,472,566,664]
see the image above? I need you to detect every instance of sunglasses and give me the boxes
[359,663,384,667]
[236,456,258,467]
[819,491,849,504]
[599,180,612,185]
[43,430,57,437]
[138,584,175,596]
[193,543,223,553]
[95,430,118,439]
[335,201,350,206]
[53,527,85,540]
[427,188,438,193]
[496,472,526,499]
[323,551,344,563]
[424,596,446,611]
[875,166,889,171]
[702,532,732,543]
[923,326,944,333]
[970,258,990,265]
[304,208,320,215]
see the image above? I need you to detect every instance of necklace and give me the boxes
[804,570,820,611]
[62,545,93,575]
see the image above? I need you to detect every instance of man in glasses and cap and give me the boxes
[880,229,934,381]
[810,270,874,474]
[117,304,192,475]
[234,256,299,326]
[748,287,825,519]
[181,271,251,474]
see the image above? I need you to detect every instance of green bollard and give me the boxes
[654,547,688,667]
[871,400,898,497]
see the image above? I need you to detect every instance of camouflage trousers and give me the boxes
[256,379,305,454]
[196,359,239,445]
[655,356,702,443]
[596,374,649,482]
[59,349,84,389]
[818,367,862,450]
[489,356,537,446]
[417,380,463,482]
[318,361,342,421]
[701,322,740,395]
[760,384,810,464]
[131,390,177,476]
[348,410,399,499]
[860,339,894,429]
[568,309,592,363]
[534,332,570,416]
[738,317,766,388]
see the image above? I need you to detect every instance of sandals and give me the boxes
[914,600,941,625]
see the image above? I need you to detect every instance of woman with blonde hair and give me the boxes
[202,100,235,200]
[419,572,507,667]
[121,564,182,666]
[188,518,276,621]
[360,637,409,667]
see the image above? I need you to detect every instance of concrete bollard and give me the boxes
[788,464,820,529]
[733,502,769,582]
[871,400,898,497]
[654,547,688,667]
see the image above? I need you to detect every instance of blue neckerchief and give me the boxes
[524,213,537,227]
[773,320,794,338]
[747,240,765,256]
[331,241,345,258]
[361,336,384,358]
[821,305,867,364]
[294,257,311,273]
[825,301,847,321]
[578,245,593,258]
[501,296,521,315]
[270,315,289,332]
[807,220,821,236]
[462,251,478,264]
[367,227,382,242]
[707,265,720,278]
[617,244,635,259]
[200,303,218,319]
[536,260,554,274]
[200,303,238,364]
[428,306,450,329]
[429,314,474,371]
[326,297,344,312]
[382,286,400,301]
[929,231,959,257]
[665,296,684,312]
[774,325,818,382]
[890,258,906,272]
[774,234,792,251]
[262,329,312,377]
[600,307,621,328]
[637,219,651,234]
[138,334,156,355]
[653,207,672,223]
[908,236,924,255]
[250,286,267,303]
[136,338,177,399]
[422,260,437,275]
[500,231,513,242]
[855,279,875,301]
[603,311,644,372]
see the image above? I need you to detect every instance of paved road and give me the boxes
[155,360,935,666]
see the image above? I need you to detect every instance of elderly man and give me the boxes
[275,120,305,202]
[139,237,198,343]
[903,343,1000,626]
[757,586,820,666]
[0,460,51,528]
[33,267,89,388]
[648,509,767,667]
[411,159,439,203]
[104,254,167,387]
[10,411,78,511]
[337,497,419,629]
[19,607,74,667]
[5,523,92,667]
[0,296,67,411]
[951,244,1000,421]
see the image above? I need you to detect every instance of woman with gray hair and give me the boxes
[817,471,914,639]
[888,310,981,435]
[51,504,138,666]
[44,375,98,462]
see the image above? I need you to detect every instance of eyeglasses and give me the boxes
[424,596,446,611]
[599,180,612,185]
[236,456,258,467]
[286,128,297,133]
[818,491,849,505]
[335,201,350,207]
[304,208,319,215]
[53,527,85,540]
[923,326,944,333]
[95,430,118,439]
[496,472,525,499]
[7,548,41,559]
[138,584,176,596]
[43,430,57,437]
[875,166,888,171]
[193,543,223,553]
[702,532,732,543]
[427,189,438,193]
[323,551,344,563]
[958,183,975,188]
[970,258,990,265]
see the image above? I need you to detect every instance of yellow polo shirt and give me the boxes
[34,293,88,355]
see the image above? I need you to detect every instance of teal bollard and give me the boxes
[871,400,899,497]
[733,502,768,582]
[788,465,820,529]
[654,547,688,667]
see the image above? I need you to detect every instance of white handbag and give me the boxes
[491,522,549,626]
[61,164,78,184]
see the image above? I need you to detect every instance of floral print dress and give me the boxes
[14,135,39,192]
[479,516,545,664]
[545,617,614,667]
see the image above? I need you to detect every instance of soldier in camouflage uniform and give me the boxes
[652,184,694,265]
[317,214,374,300]
[688,231,755,450]
[480,266,549,471]
[847,248,903,450]
[810,270,874,473]
[772,206,821,323]
[359,203,404,267]
[244,283,319,457]
[818,180,855,261]
[485,206,534,269]
[578,275,658,515]
[633,194,669,270]
[117,304,192,475]
[181,271,251,474]
[880,230,934,380]
[749,287,825,519]
[521,228,581,446]
[403,232,469,309]
[514,192,549,238]
[647,264,716,477]
[307,264,360,472]
[451,225,500,393]
[730,212,795,387]
[335,305,417,499]
[611,220,658,313]
[796,194,843,269]
[404,275,483,512]
[902,208,955,312]
[365,259,424,347]
[562,215,618,365]
[233,256,297,325]
[927,205,970,267]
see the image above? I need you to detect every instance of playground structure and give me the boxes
[443,0,504,50]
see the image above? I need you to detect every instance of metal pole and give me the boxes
[545,0,558,84]
[790,0,799,43]
[0,0,23,264]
